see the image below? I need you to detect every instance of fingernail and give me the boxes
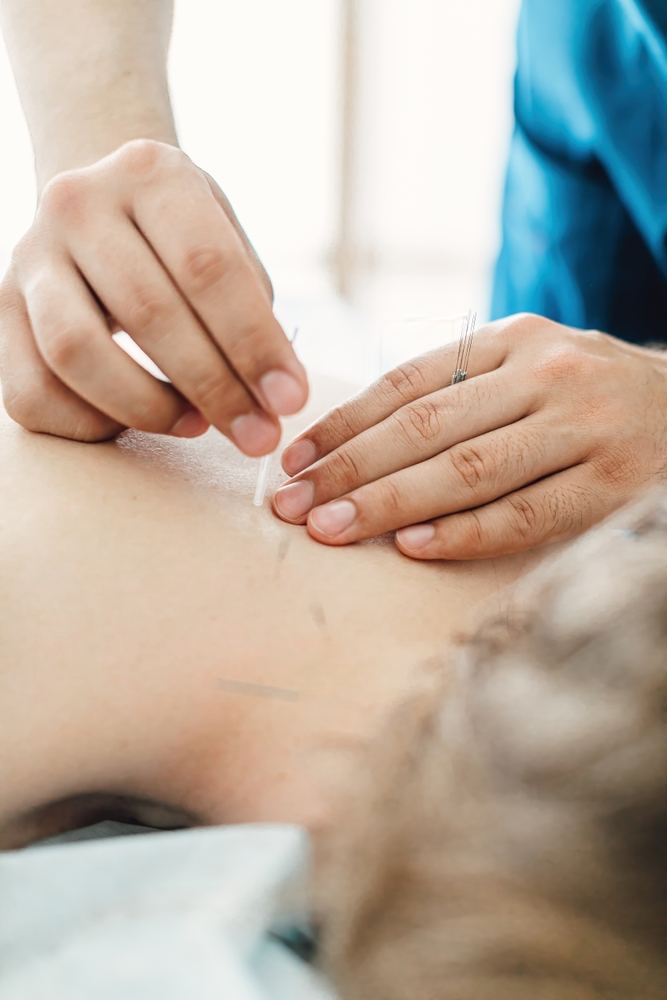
[260,370,305,415]
[282,438,317,476]
[274,480,314,520]
[310,500,356,537]
[396,523,435,550]
[231,413,279,456]
[170,408,210,438]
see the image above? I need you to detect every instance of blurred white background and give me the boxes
[0,0,521,383]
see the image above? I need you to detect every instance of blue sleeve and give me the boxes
[492,0,667,343]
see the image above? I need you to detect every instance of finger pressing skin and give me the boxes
[299,416,587,546]
[68,217,279,455]
[395,464,620,560]
[110,142,307,417]
[281,325,511,476]
[274,367,536,520]
[0,284,122,441]
[24,258,199,435]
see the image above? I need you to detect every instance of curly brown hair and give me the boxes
[315,489,667,1000]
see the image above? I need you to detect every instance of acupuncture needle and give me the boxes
[451,308,477,384]
[253,328,299,507]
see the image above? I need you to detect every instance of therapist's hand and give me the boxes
[0,141,307,451]
[273,314,667,559]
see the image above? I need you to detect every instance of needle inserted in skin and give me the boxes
[253,328,299,507]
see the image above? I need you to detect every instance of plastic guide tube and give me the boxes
[253,453,272,507]
[253,329,298,508]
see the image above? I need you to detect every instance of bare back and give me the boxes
[0,377,542,846]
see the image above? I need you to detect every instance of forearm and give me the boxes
[0,0,178,192]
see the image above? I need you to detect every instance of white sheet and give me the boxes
[0,823,336,1000]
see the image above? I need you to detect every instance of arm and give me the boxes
[0,0,178,191]
[0,0,307,447]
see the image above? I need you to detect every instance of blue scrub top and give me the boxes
[491,0,667,343]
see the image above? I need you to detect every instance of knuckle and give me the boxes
[593,445,641,488]
[189,367,234,418]
[449,510,486,554]
[507,486,589,544]
[506,493,542,539]
[448,443,491,491]
[382,359,429,401]
[220,318,268,373]
[321,402,363,446]
[379,477,404,518]
[548,487,587,535]
[507,311,539,336]
[116,138,173,177]
[486,311,535,348]
[532,344,582,384]
[181,244,234,296]
[40,170,89,221]
[1,371,50,430]
[124,286,168,337]
[400,398,443,444]
[41,320,86,371]
[326,447,365,490]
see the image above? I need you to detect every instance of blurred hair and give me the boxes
[315,489,667,1000]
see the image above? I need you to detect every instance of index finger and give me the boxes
[108,143,308,418]
[281,322,510,476]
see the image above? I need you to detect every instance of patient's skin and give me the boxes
[0,376,543,849]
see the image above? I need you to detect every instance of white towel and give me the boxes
[0,823,336,1000]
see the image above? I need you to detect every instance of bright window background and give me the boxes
[0,0,520,384]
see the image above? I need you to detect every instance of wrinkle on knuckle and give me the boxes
[551,487,588,535]
[327,447,365,490]
[181,244,234,297]
[508,484,589,544]
[449,443,491,491]
[379,477,405,518]
[382,359,429,401]
[593,444,642,488]
[323,403,362,446]
[449,509,486,555]
[544,486,586,537]
[401,398,443,444]
[506,493,542,539]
